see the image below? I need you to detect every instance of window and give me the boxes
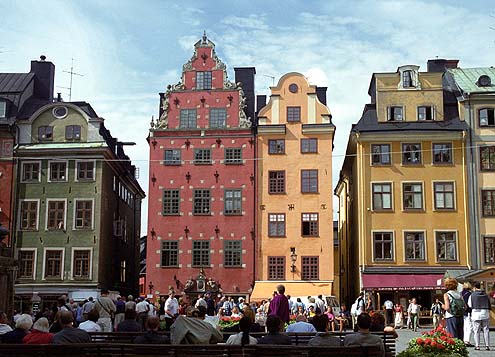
[75,200,93,229]
[387,106,403,121]
[302,256,319,280]
[268,171,285,194]
[161,241,179,267]
[402,70,414,88]
[268,256,285,280]
[192,241,210,266]
[268,214,285,237]
[287,106,301,122]
[22,162,40,182]
[224,189,242,215]
[373,232,393,261]
[302,213,319,237]
[301,169,318,193]
[402,143,421,164]
[432,143,452,164]
[436,232,457,261]
[482,190,495,217]
[65,125,81,140]
[480,146,495,171]
[46,200,65,230]
[224,241,242,267]
[371,144,391,165]
[18,250,35,279]
[77,161,94,180]
[403,183,423,210]
[163,190,180,215]
[418,106,434,120]
[479,108,495,126]
[194,149,212,165]
[44,250,62,279]
[0,101,6,118]
[164,149,181,165]
[20,201,38,230]
[196,71,212,90]
[372,183,392,210]
[225,148,242,164]
[301,138,317,153]
[73,250,90,278]
[49,161,67,181]
[209,108,226,128]
[38,126,53,141]
[484,237,495,264]
[434,182,455,209]
[179,109,197,128]
[193,189,210,215]
[404,232,425,261]
[268,139,285,154]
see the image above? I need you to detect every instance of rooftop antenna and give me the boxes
[262,74,275,86]
[63,58,84,102]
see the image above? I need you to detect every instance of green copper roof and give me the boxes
[448,67,495,94]
[18,142,107,150]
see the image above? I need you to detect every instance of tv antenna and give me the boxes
[262,74,275,86]
[62,58,84,101]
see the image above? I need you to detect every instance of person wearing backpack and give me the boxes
[442,277,465,340]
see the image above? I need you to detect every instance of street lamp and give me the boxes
[148,281,154,295]
[290,247,297,272]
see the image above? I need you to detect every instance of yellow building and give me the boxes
[336,60,470,308]
[250,73,335,300]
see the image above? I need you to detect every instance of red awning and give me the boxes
[362,274,444,291]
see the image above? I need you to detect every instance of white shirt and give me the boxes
[165,297,179,317]
[136,300,149,314]
[0,324,13,335]
[384,300,394,309]
[468,294,490,321]
[195,298,207,309]
[78,320,102,332]
[408,303,420,314]
[444,291,461,319]
[226,332,258,345]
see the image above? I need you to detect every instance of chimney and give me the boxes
[316,87,327,106]
[234,67,256,122]
[427,59,459,73]
[30,55,55,102]
[56,93,63,102]
[256,95,266,113]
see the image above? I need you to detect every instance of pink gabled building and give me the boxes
[147,33,256,298]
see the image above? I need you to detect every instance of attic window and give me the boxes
[477,75,492,87]
[0,101,6,118]
[53,106,68,119]
[403,70,414,88]
[38,126,53,141]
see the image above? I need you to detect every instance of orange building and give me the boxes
[250,73,335,300]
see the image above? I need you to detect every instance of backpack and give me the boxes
[447,292,466,317]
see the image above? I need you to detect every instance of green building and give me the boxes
[14,101,144,308]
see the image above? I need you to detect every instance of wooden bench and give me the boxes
[0,343,385,357]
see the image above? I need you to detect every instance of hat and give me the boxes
[239,297,245,302]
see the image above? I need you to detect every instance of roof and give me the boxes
[0,73,34,93]
[353,104,467,134]
[71,101,99,118]
[448,67,495,94]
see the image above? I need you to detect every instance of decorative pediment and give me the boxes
[183,268,220,293]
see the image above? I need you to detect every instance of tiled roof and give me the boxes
[448,67,495,94]
[353,104,467,133]
[0,73,34,93]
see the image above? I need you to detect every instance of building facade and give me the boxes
[336,61,470,309]
[147,34,256,298]
[251,73,335,300]
[14,101,144,308]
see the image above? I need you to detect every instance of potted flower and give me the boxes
[397,327,468,357]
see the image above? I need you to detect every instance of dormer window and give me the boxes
[387,106,403,121]
[65,125,81,140]
[398,65,420,90]
[0,101,6,118]
[418,106,434,120]
[403,70,414,88]
[479,108,495,126]
[38,126,53,141]
[477,75,492,87]
[196,71,212,90]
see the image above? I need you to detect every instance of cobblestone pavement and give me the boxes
[394,326,494,356]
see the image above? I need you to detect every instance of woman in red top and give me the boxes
[23,317,54,344]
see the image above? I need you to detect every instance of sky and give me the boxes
[1,0,494,236]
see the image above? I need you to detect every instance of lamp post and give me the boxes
[148,281,154,295]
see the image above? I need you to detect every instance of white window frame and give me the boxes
[20,160,42,183]
[402,229,428,262]
[432,181,456,211]
[370,181,394,211]
[370,143,392,166]
[401,181,424,211]
[47,160,68,183]
[18,199,40,231]
[387,105,404,121]
[0,101,6,118]
[18,248,37,280]
[70,247,93,280]
[75,159,96,182]
[434,230,459,263]
[73,198,95,230]
[45,198,67,231]
[42,247,65,280]
[397,65,421,90]
[417,105,435,121]
[371,230,395,262]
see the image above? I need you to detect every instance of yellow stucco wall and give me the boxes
[256,73,335,291]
